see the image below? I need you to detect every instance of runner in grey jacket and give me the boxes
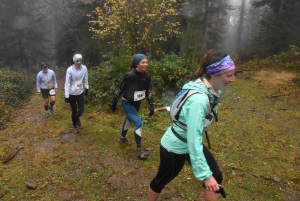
[64,53,89,134]
[36,62,58,118]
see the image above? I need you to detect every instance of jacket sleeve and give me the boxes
[36,73,41,92]
[111,73,131,105]
[53,71,58,89]
[83,67,89,89]
[185,94,212,181]
[64,68,71,98]
[146,75,154,106]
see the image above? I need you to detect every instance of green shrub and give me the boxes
[239,45,300,71]
[87,53,194,106]
[149,53,192,93]
[87,54,132,107]
[0,68,33,127]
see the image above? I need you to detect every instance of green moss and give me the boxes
[0,71,299,200]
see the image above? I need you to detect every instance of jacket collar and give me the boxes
[132,68,144,75]
[73,64,82,69]
[202,78,220,98]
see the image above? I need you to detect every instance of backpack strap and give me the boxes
[171,126,211,148]
[171,90,209,130]
[205,131,211,149]
[171,126,187,143]
[170,90,215,149]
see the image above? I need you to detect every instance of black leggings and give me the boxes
[150,144,223,193]
[69,93,85,127]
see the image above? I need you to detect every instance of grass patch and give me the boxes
[0,71,299,200]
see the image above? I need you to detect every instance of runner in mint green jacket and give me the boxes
[161,78,215,179]
[148,50,236,201]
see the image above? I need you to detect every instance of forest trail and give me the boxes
[1,71,300,201]
[0,78,187,200]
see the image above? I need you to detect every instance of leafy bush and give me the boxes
[87,53,194,106]
[0,68,33,127]
[149,53,193,93]
[87,54,133,106]
[239,45,300,71]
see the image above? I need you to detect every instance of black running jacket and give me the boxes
[111,68,154,106]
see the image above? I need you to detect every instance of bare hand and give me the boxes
[37,92,41,95]
[204,176,219,192]
[55,89,58,92]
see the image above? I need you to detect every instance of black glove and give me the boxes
[110,103,117,112]
[149,105,154,116]
[85,89,88,97]
[217,184,226,198]
[65,97,70,103]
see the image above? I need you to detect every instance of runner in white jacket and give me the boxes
[64,53,89,134]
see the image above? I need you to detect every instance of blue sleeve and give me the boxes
[36,73,41,92]
[184,93,212,180]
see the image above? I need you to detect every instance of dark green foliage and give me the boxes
[0,0,48,68]
[148,53,192,93]
[240,45,300,71]
[252,0,282,14]
[87,53,193,106]
[239,0,300,61]
[238,20,291,61]
[87,54,132,105]
[55,2,103,66]
[0,68,33,128]
[0,69,33,107]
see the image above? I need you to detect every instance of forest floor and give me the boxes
[0,70,300,201]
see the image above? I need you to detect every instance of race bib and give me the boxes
[74,81,83,90]
[134,90,145,101]
[49,89,56,95]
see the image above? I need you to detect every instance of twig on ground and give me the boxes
[41,163,49,171]
[266,93,292,98]
[2,146,24,164]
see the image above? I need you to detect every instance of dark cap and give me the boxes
[41,62,47,68]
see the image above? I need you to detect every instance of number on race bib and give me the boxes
[75,81,83,90]
[49,89,56,95]
[134,90,146,101]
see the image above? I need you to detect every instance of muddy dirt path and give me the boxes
[0,79,188,201]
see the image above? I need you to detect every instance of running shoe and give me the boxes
[118,136,131,145]
[137,148,149,159]
[74,126,79,134]
[49,107,55,114]
[45,112,49,118]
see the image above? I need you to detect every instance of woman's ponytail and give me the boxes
[193,49,228,79]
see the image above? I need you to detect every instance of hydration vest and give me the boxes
[169,89,219,149]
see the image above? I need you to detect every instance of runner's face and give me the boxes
[136,59,148,73]
[74,59,82,67]
[42,67,48,73]
[212,69,235,92]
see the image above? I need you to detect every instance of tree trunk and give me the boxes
[236,0,246,52]
[201,0,209,53]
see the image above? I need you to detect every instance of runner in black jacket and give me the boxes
[111,54,154,159]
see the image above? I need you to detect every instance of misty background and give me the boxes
[0,0,299,70]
